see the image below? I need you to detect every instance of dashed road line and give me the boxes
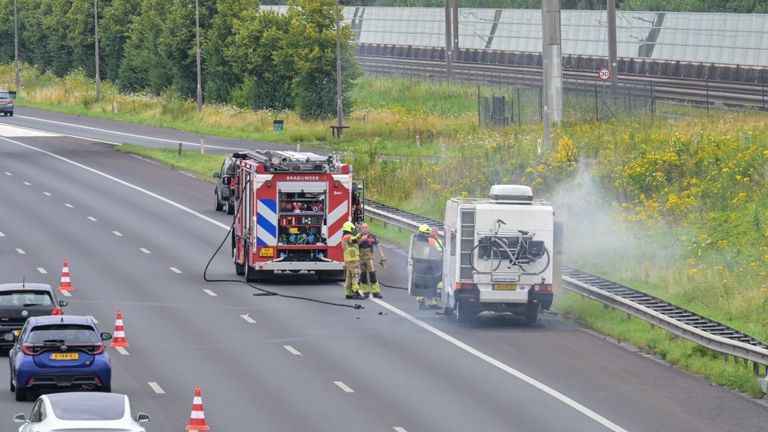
[115,346,129,355]
[87,216,97,221]
[139,248,151,254]
[240,314,256,324]
[23,181,31,186]
[15,248,25,255]
[283,345,302,356]
[65,203,74,208]
[36,267,47,274]
[148,382,165,394]
[203,289,217,297]
[393,428,408,432]
[169,267,182,274]
[3,171,11,176]
[0,231,5,237]
[334,381,354,393]
[43,191,52,196]
[59,290,72,297]
[112,231,123,237]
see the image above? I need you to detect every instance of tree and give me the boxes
[101,0,140,81]
[65,0,96,77]
[118,0,173,94]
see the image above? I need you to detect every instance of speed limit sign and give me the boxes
[598,68,611,81]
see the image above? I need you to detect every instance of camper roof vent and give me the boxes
[489,184,533,201]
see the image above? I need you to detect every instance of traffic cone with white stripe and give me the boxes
[58,259,74,291]
[185,385,210,431]
[110,310,129,348]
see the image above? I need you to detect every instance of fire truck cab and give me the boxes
[231,150,361,281]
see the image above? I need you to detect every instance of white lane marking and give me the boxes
[3,171,11,176]
[169,267,182,274]
[139,248,151,254]
[65,203,74,208]
[334,381,354,393]
[87,216,97,221]
[23,181,31,186]
[203,289,217,297]
[0,123,60,137]
[112,231,123,237]
[36,267,47,274]
[283,345,302,356]
[43,191,52,196]
[148,382,165,394]
[0,231,5,237]
[59,290,72,297]
[0,137,627,432]
[371,299,629,432]
[179,171,197,179]
[16,115,246,151]
[0,137,231,231]
[240,314,256,324]
[393,428,408,432]
[15,248,25,255]
[88,315,99,324]
[115,346,129,355]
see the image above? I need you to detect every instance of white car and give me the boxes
[14,392,150,432]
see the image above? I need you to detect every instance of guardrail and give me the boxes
[364,198,768,388]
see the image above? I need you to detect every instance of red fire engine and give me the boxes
[231,150,362,281]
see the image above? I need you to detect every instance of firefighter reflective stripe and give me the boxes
[428,237,444,252]
[256,199,277,246]
[342,233,360,262]
[327,200,349,246]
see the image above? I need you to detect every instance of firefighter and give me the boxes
[341,221,364,299]
[358,223,386,299]
[416,224,443,309]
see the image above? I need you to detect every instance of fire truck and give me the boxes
[231,150,362,281]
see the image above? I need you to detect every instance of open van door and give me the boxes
[407,234,443,298]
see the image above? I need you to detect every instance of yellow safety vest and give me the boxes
[342,233,361,262]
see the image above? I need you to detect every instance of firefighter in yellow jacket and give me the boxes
[341,221,364,299]
[358,222,386,299]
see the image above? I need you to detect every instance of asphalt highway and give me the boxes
[0,112,767,431]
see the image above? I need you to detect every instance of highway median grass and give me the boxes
[9,62,768,398]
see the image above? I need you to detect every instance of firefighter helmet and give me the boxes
[418,224,430,234]
[343,221,356,232]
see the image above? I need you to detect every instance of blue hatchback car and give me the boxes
[8,316,112,401]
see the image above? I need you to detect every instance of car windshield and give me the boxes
[0,92,9,98]
[0,291,52,307]
[28,325,100,344]
[49,393,125,421]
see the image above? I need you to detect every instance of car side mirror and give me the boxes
[213,172,221,178]
[136,413,150,423]
[100,332,113,341]
[58,300,68,307]
[13,413,28,423]
[3,333,15,342]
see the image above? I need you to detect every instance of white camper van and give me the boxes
[408,185,556,323]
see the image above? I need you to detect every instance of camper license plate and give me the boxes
[494,284,517,291]
[51,353,79,360]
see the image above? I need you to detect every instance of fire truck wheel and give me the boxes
[215,192,224,211]
[319,271,345,282]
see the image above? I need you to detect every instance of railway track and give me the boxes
[357,55,768,109]
[364,198,768,376]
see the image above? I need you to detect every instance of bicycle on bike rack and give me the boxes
[469,219,550,275]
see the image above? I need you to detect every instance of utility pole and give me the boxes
[541,0,562,152]
[14,0,19,90]
[195,0,202,112]
[607,0,618,93]
[334,0,345,137]
[444,0,453,80]
[452,0,459,54]
[94,0,101,101]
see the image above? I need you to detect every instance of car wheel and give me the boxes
[8,112,12,117]
[9,376,15,392]
[226,200,235,215]
[214,192,223,212]
[101,384,112,393]
[15,387,27,402]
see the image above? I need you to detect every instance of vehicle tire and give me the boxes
[15,387,27,402]
[524,302,539,325]
[455,300,476,324]
[226,200,235,215]
[8,112,12,117]
[214,192,224,212]
[9,376,15,392]
[101,384,112,393]
[319,270,345,282]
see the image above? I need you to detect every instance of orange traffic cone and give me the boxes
[58,259,74,291]
[185,385,210,431]
[110,310,129,348]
